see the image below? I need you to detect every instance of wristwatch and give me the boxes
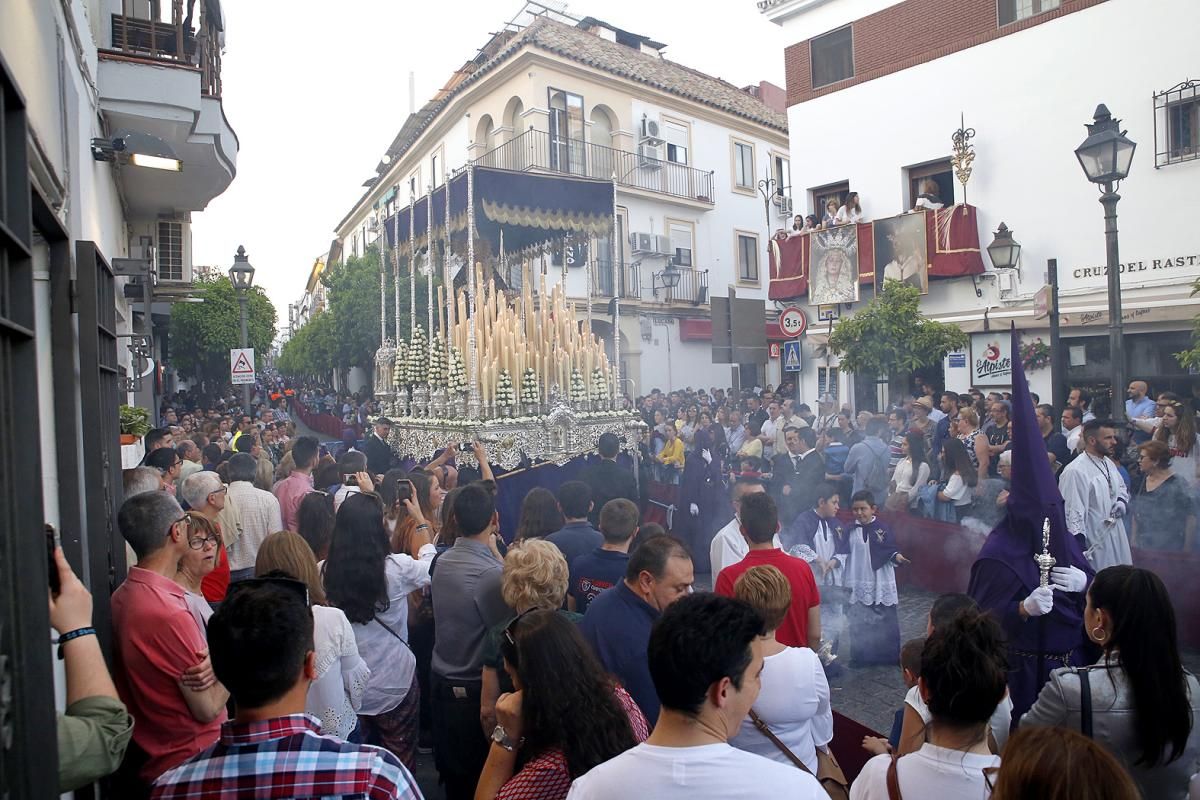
[491,724,521,752]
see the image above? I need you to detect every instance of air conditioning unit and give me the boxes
[997,270,1017,299]
[640,117,663,143]
[156,220,189,282]
[654,235,674,256]
[631,232,656,253]
[778,196,793,217]
[637,143,663,169]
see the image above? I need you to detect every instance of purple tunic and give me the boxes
[673,429,724,573]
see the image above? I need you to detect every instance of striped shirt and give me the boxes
[151,714,422,799]
[225,481,283,571]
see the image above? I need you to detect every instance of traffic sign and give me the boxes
[768,342,781,358]
[778,306,807,338]
[782,340,803,373]
[230,348,256,386]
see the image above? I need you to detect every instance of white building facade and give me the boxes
[329,11,793,397]
[763,0,1199,411]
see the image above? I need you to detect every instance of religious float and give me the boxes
[370,165,643,469]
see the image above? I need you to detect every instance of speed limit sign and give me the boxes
[778,306,807,338]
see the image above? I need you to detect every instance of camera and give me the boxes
[396,479,414,504]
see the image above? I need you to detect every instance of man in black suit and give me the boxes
[362,416,395,477]
[771,426,825,527]
[579,432,639,528]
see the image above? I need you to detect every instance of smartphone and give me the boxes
[396,479,414,505]
[46,523,61,595]
[344,474,359,487]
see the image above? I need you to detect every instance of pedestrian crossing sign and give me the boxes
[782,340,802,373]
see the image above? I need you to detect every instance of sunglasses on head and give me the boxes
[503,608,538,648]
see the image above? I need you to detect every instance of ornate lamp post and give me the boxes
[228,245,256,414]
[1075,104,1136,421]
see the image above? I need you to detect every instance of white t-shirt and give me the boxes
[904,684,1012,751]
[850,743,999,800]
[730,647,832,773]
[942,473,973,506]
[567,742,823,800]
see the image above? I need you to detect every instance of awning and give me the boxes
[678,319,795,342]
[928,290,1200,333]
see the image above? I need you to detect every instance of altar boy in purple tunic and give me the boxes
[845,490,909,665]
[968,327,1095,726]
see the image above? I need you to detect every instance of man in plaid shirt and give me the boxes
[152,579,422,799]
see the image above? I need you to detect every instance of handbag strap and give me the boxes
[1079,668,1094,738]
[373,614,412,652]
[886,753,903,800]
[748,709,814,776]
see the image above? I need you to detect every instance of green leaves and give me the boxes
[827,282,968,377]
[1174,277,1200,371]
[169,274,277,392]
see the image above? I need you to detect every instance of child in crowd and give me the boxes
[862,637,925,756]
[844,491,908,666]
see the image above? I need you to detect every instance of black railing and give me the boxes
[1154,80,1199,168]
[475,129,715,204]
[653,267,709,306]
[590,260,643,300]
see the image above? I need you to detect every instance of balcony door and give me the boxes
[548,88,585,175]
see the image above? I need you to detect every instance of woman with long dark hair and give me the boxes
[1022,565,1200,798]
[1154,399,1200,488]
[889,431,929,511]
[322,491,434,769]
[936,437,977,520]
[515,487,565,542]
[475,610,647,800]
[296,490,336,560]
[851,610,1006,797]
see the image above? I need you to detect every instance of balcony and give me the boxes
[589,261,709,306]
[475,129,715,207]
[97,0,238,217]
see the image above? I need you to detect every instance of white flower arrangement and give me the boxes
[447,345,467,395]
[569,368,588,405]
[406,325,427,386]
[590,366,607,404]
[495,368,515,407]
[392,339,408,388]
[428,333,446,387]
[521,367,540,406]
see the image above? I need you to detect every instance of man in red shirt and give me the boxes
[113,491,230,787]
[715,491,821,650]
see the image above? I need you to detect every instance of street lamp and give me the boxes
[986,222,1021,271]
[652,263,682,299]
[1075,104,1136,422]
[229,245,256,414]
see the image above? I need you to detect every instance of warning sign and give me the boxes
[782,340,803,373]
[230,348,256,386]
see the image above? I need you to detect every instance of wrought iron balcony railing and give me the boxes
[108,0,223,97]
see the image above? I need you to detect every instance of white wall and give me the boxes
[776,0,1200,404]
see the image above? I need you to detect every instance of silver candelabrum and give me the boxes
[1035,517,1056,589]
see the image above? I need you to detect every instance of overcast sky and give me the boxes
[190,1,788,331]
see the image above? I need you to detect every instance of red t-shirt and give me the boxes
[200,545,230,602]
[715,548,821,648]
[111,568,225,782]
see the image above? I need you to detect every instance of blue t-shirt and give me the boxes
[823,442,850,476]
[580,581,660,724]
[546,521,603,569]
[569,548,630,614]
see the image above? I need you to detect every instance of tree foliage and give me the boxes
[827,281,968,377]
[169,274,276,393]
[1175,276,1200,371]
[276,246,432,381]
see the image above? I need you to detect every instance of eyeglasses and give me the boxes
[169,514,190,534]
[187,534,220,550]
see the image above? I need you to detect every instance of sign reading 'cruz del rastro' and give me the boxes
[1072,252,1200,280]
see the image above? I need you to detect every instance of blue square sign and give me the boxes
[782,340,803,373]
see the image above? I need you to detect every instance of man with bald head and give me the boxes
[1126,380,1155,445]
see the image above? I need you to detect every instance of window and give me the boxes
[811,26,853,89]
[732,140,755,191]
[906,159,954,209]
[548,88,585,174]
[811,180,849,219]
[156,221,184,281]
[772,154,790,197]
[431,152,441,187]
[737,233,759,283]
[664,119,689,165]
[818,366,839,402]
[1155,81,1200,167]
[668,221,693,267]
[998,0,1060,26]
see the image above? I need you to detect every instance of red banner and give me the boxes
[768,204,984,300]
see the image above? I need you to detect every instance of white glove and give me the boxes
[1050,565,1087,593]
[1110,498,1128,519]
[689,503,699,516]
[1022,586,1054,618]
[701,449,712,464]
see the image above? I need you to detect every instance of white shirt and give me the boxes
[710,516,781,577]
[308,605,370,738]
[850,744,999,800]
[835,205,864,224]
[892,459,930,504]
[1059,453,1132,571]
[333,482,363,512]
[225,481,284,571]
[567,741,823,800]
[341,546,436,715]
[942,472,973,506]
[730,647,832,773]
[904,684,1012,752]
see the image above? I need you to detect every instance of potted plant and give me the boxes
[120,404,151,445]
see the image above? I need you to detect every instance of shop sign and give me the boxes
[1071,252,1200,281]
[970,333,1012,386]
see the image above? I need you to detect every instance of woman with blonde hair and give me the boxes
[729,565,833,774]
[255,530,369,740]
[480,539,574,736]
[954,407,989,487]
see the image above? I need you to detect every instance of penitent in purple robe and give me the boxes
[673,428,725,573]
[968,327,1094,726]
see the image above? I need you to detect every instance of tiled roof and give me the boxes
[337,15,786,232]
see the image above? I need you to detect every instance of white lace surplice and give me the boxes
[308,605,370,739]
[844,524,898,607]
